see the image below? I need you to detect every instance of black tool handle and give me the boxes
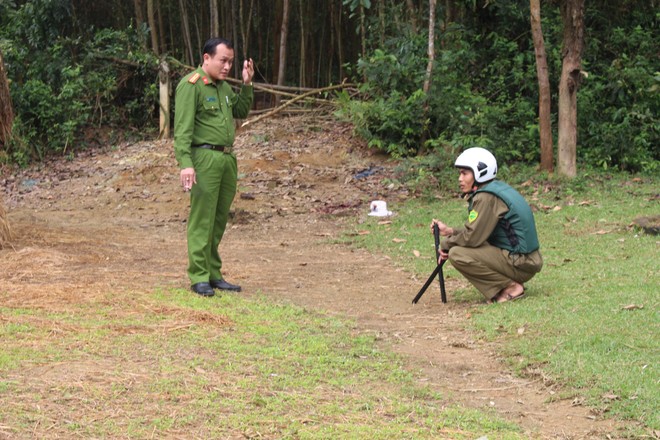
[433,224,448,303]
[433,224,441,259]
[438,263,447,303]
[412,263,442,304]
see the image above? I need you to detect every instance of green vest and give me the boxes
[469,180,540,254]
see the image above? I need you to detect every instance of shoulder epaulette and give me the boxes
[188,73,201,84]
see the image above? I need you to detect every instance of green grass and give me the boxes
[0,290,525,439]
[343,169,659,435]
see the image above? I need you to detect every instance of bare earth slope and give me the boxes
[1,116,623,439]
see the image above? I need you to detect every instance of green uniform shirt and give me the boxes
[173,67,254,169]
[442,191,508,252]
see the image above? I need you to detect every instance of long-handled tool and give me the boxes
[412,224,447,304]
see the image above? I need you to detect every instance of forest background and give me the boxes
[0,0,658,179]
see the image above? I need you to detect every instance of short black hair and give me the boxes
[202,38,234,57]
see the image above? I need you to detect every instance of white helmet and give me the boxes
[454,147,498,183]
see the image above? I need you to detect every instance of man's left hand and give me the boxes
[242,58,254,85]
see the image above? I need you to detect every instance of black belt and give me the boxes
[192,144,228,152]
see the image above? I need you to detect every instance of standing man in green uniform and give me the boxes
[174,37,254,297]
[430,147,543,303]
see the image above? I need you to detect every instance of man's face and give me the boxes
[203,44,234,81]
[458,168,476,193]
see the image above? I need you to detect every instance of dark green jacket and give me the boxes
[469,180,540,254]
[174,67,254,169]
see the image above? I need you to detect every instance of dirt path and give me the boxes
[1,116,623,439]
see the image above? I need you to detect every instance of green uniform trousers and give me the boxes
[448,244,543,300]
[187,148,237,284]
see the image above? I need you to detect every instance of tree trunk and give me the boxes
[180,0,194,65]
[0,193,11,249]
[0,48,13,146]
[444,0,455,25]
[557,0,585,178]
[423,0,436,96]
[359,2,366,61]
[133,0,147,49]
[210,0,219,37]
[231,0,239,77]
[530,0,554,172]
[157,4,166,54]
[299,0,306,88]
[378,0,385,46]
[239,0,255,59]
[419,0,436,151]
[147,0,160,55]
[336,1,344,81]
[158,59,170,139]
[276,0,290,105]
[406,0,418,33]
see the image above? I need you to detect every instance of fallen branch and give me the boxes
[241,82,356,128]
[249,106,336,116]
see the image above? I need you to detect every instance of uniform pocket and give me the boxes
[511,251,543,274]
[202,97,220,111]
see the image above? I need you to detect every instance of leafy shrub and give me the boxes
[0,1,158,165]
[340,4,658,177]
[578,26,659,172]
[342,28,542,165]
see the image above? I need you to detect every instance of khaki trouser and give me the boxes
[448,244,543,300]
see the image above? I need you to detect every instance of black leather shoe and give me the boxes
[191,282,215,296]
[209,279,242,292]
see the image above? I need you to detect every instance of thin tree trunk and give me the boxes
[147,0,160,54]
[158,60,170,139]
[239,0,255,59]
[326,0,335,85]
[0,53,10,248]
[0,48,13,146]
[423,0,436,95]
[336,1,344,81]
[359,3,366,61]
[444,0,455,24]
[157,1,166,53]
[391,0,402,33]
[406,0,418,33]
[231,0,239,77]
[442,0,455,47]
[210,0,219,36]
[530,0,554,172]
[133,0,147,49]
[420,0,436,151]
[276,0,290,105]
[299,0,306,88]
[557,0,585,178]
[193,12,202,61]
[378,0,385,46]
[180,0,194,65]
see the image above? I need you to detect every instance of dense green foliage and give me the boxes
[0,0,160,165]
[0,0,658,172]
[339,2,658,173]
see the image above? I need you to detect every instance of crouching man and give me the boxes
[431,147,543,303]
